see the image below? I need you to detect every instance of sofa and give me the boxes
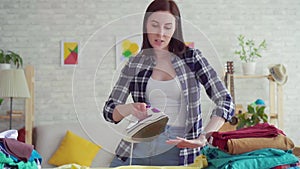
[33,120,125,168]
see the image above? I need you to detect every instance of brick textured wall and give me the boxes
[0,0,299,145]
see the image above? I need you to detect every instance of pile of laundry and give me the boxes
[0,130,42,169]
[203,123,299,169]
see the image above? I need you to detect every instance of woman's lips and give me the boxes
[154,39,164,46]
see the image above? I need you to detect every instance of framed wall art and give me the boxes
[115,35,142,69]
[61,40,80,66]
[185,41,195,48]
[115,36,195,69]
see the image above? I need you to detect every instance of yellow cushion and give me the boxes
[48,130,101,167]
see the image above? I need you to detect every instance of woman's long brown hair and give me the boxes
[141,0,188,57]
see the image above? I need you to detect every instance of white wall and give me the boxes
[0,0,299,145]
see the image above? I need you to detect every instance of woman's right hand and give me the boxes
[113,102,148,122]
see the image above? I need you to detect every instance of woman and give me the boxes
[103,0,234,166]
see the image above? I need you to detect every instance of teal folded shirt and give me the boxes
[201,146,299,169]
[0,151,38,169]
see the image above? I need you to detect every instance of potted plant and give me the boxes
[0,98,3,110]
[234,34,267,75]
[236,101,268,129]
[0,49,23,69]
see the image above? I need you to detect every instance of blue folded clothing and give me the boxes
[201,146,299,169]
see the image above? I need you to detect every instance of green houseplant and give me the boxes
[0,98,3,109]
[0,98,3,105]
[234,34,267,75]
[0,49,23,69]
[236,103,268,129]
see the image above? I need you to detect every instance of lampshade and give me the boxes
[0,69,30,98]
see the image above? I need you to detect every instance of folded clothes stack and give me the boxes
[0,130,42,168]
[202,123,299,169]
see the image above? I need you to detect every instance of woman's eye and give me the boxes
[152,24,158,27]
[164,26,172,30]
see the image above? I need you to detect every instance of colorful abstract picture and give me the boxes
[61,41,79,66]
[116,36,142,69]
[185,42,195,48]
[116,37,194,69]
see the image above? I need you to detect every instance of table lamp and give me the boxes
[0,69,30,129]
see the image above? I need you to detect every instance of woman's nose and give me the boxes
[157,27,164,36]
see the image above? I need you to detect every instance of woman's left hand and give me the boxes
[166,135,207,148]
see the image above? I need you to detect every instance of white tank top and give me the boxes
[146,76,187,127]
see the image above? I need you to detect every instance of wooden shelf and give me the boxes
[234,74,269,79]
[0,115,24,119]
[25,65,34,144]
[0,110,24,119]
[269,113,278,119]
[228,73,284,129]
[0,66,34,144]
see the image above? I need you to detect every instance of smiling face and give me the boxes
[146,11,176,50]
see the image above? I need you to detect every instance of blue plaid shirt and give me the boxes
[103,48,234,165]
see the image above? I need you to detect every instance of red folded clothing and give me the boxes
[211,123,285,152]
[272,161,300,169]
[1,138,33,162]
